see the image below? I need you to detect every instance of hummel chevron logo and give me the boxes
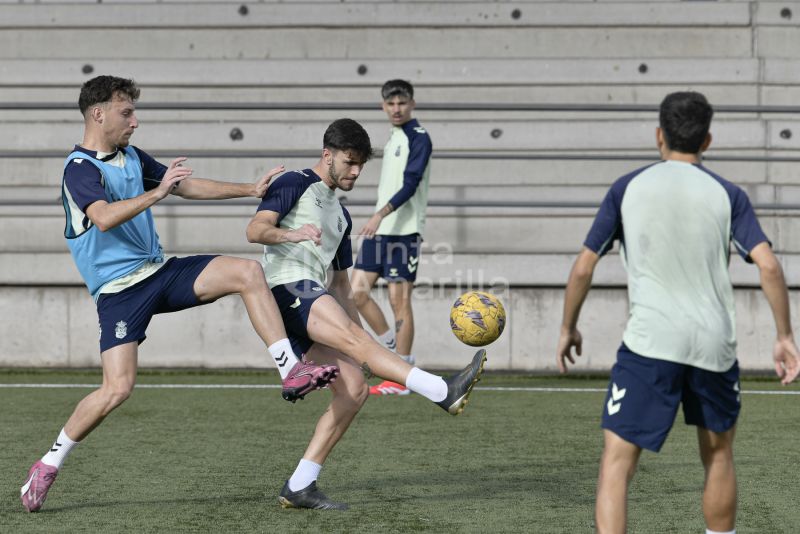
[408,256,419,273]
[290,297,301,309]
[606,382,626,415]
[50,441,62,452]
[276,351,288,368]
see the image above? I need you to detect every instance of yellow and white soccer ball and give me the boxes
[449,291,506,347]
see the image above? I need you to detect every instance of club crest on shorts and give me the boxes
[114,321,128,340]
[337,216,343,232]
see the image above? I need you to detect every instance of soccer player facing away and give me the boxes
[351,79,432,395]
[246,118,486,510]
[20,75,339,513]
[557,91,800,534]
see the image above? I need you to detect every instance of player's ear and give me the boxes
[90,105,104,124]
[322,148,333,165]
[700,133,712,153]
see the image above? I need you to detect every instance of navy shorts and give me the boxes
[270,279,329,357]
[96,255,218,353]
[601,343,740,452]
[354,234,421,282]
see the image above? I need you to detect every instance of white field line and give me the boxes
[0,384,798,395]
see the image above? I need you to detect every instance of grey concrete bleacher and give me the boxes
[1,1,798,370]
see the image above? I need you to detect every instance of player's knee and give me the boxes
[351,289,369,309]
[239,259,267,289]
[102,382,134,410]
[336,380,369,412]
[388,291,412,315]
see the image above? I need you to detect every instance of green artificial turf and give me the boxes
[0,371,797,533]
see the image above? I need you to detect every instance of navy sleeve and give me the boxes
[256,172,312,223]
[729,187,769,263]
[133,147,168,191]
[584,184,625,257]
[388,125,432,209]
[63,159,107,212]
[332,207,354,271]
[583,167,648,256]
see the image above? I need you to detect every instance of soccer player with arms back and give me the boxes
[20,76,338,513]
[246,118,485,510]
[557,92,800,534]
[351,79,432,395]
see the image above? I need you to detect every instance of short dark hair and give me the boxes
[658,92,713,154]
[323,118,373,162]
[79,75,140,116]
[381,79,414,101]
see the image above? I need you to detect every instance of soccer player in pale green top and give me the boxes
[352,79,433,395]
[557,92,800,534]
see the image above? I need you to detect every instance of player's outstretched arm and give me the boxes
[557,247,600,373]
[750,242,800,385]
[173,163,285,200]
[85,158,192,231]
[246,210,322,246]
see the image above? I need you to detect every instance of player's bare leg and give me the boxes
[351,269,392,341]
[697,427,737,532]
[21,342,138,512]
[308,294,412,382]
[194,256,294,346]
[388,281,414,356]
[306,294,485,414]
[194,256,339,400]
[298,344,369,464]
[596,430,642,534]
[64,342,139,441]
[279,343,367,510]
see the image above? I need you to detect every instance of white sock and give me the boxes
[268,339,301,380]
[405,367,447,402]
[706,529,735,534]
[378,329,396,351]
[400,354,416,365]
[288,459,322,492]
[41,428,79,469]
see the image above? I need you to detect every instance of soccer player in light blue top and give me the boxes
[557,92,800,534]
[247,119,486,510]
[20,76,339,513]
[351,79,433,395]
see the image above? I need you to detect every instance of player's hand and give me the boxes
[359,213,382,238]
[557,327,583,374]
[252,165,285,198]
[773,335,800,385]
[285,223,322,246]
[156,157,193,199]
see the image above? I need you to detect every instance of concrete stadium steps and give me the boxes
[2,248,790,288]
[0,84,766,108]
[1,202,797,257]
[1,155,791,189]
[0,118,781,152]
[0,28,756,59]
[0,2,752,29]
[0,284,793,371]
[0,58,765,85]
